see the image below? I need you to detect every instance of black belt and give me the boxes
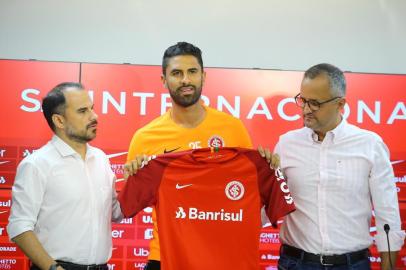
[56,261,108,270]
[281,244,369,266]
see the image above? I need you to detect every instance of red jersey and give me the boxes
[119,147,295,270]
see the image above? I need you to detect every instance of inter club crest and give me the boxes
[225,180,245,201]
[208,135,225,148]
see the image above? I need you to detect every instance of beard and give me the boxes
[65,121,97,143]
[169,84,202,107]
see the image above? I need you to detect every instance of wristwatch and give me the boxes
[49,263,61,270]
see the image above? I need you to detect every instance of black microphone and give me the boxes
[384,224,393,270]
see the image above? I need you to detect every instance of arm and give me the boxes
[368,139,405,269]
[124,131,150,179]
[110,170,124,222]
[13,231,64,270]
[7,161,64,270]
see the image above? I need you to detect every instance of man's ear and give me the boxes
[201,71,206,86]
[52,114,65,129]
[338,97,346,111]
[161,74,168,88]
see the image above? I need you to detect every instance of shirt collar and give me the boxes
[51,135,94,159]
[329,118,348,142]
[305,117,348,143]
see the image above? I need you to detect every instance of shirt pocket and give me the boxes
[335,158,370,191]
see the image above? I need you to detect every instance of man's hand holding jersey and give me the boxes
[124,154,150,180]
[258,146,280,169]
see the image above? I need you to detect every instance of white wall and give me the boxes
[1,0,405,74]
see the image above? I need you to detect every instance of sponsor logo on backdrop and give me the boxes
[110,164,124,175]
[140,215,152,224]
[175,207,243,222]
[107,152,127,159]
[260,232,280,244]
[132,247,149,257]
[128,262,147,270]
[120,218,133,224]
[395,175,406,183]
[111,227,135,239]
[0,199,11,208]
[0,246,16,252]
[260,253,280,261]
[20,89,406,124]
[21,148,38,158]
[225,181,244,200]
[143,207,153,213]
[0,147,17,158]
[0,225,8,237]
[144,228,153,240]
[369,256,381,263]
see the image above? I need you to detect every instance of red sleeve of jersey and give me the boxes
[243,149,295,225]
[118,154,179,218]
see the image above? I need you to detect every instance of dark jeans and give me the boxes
[144,260,161,270]
[278,252,371,270]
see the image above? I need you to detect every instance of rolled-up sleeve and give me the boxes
[7,160,46,240]
[369,139,405,251]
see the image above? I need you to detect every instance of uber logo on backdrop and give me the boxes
[107,261,123,270]
[140,215,152,224]
[111,227,135,239]
[127,246,150,258]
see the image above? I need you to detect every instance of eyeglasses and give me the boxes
[294,94,342,111]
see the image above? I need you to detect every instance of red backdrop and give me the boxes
[0,60,405,269]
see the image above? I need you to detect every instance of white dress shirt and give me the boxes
[275,119,404,254]
[7,135,123,264]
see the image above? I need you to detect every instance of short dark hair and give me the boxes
[42,82,84,131]
[304,63,346,97]
[162,42,203,75]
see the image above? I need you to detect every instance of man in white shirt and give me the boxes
[261,63,404,270]
[7,82,123,270]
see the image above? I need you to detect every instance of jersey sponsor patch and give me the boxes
[175,206,243,222]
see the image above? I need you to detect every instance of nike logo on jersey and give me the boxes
[176,183,193,189]
[164,147,180,154]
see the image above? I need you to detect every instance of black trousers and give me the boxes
[144,260,161,270]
